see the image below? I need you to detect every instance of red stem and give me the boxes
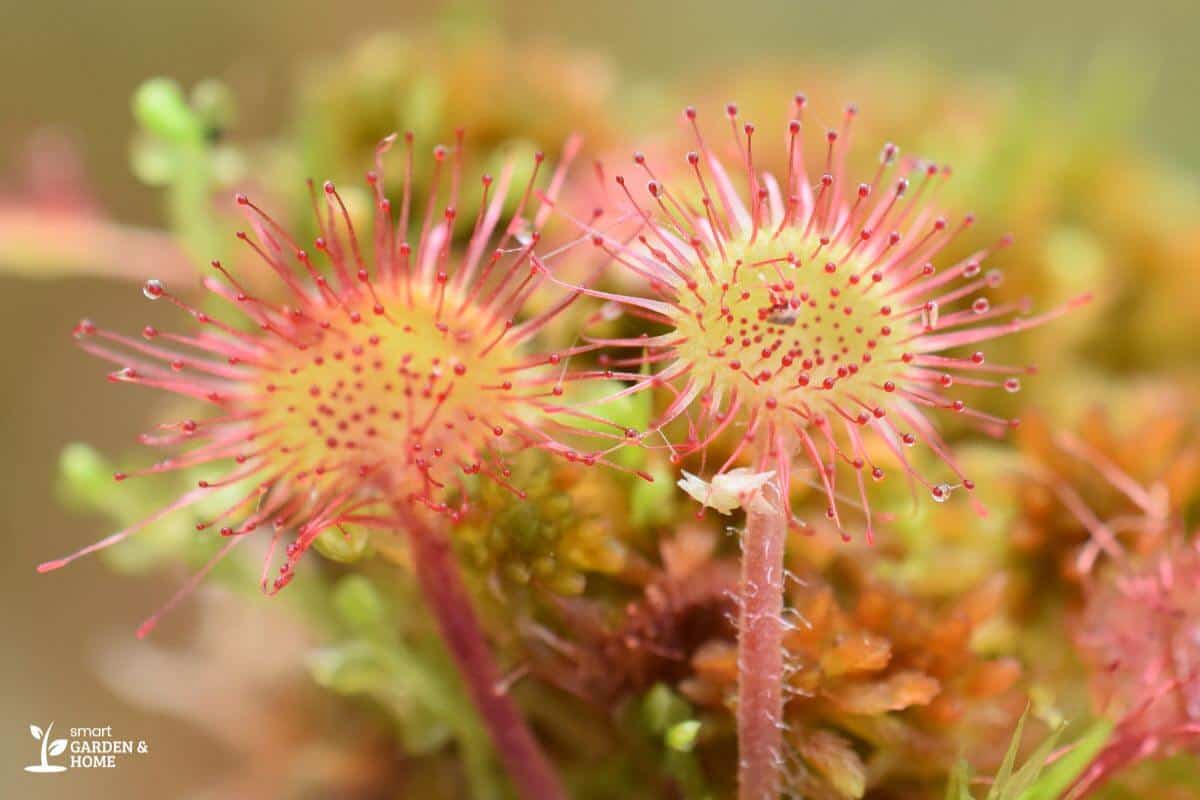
[737,482,787,800]
[403,515,567,800]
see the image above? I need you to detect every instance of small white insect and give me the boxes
[677,468,777,515]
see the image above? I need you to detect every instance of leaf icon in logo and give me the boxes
[48,739,68,757]
[30,725,44,741]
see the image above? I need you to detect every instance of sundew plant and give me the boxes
[15,21,1200,800]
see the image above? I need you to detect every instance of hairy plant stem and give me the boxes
[403,515,567,800]
[737,479,787,800]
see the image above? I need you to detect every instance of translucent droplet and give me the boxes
[512,219,534,246]
[1004,377,1021,393]
[921,301,939,330]
[142,279,165,299]
[931,483,953,503]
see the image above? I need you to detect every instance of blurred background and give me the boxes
[2,0,1197,797]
